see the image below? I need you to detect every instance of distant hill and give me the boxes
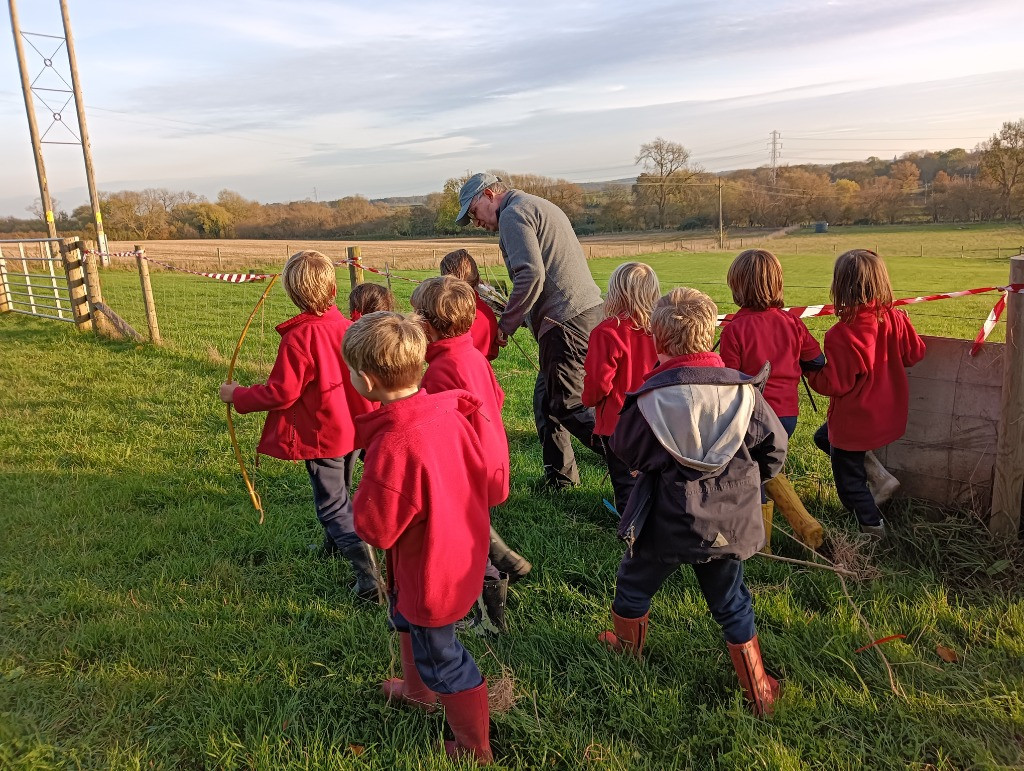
[371,195,429,206]
[579,177,635,192]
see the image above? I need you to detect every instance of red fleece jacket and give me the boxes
[807,305,926,451]
[353,389,493,627]
[719,307,822,418]
[231,306,371,460]
[422,333,510,505]
[582,315,658,436]
[471,293,500,361]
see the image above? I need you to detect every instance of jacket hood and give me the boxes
[631,360,770,473]
[353,388,482,447]
[424,332,475,363]
[275,305,343,335]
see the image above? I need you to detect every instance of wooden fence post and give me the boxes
[80,239,109,337]
[59,238,92,332]
[135,246,162,344]
[348,246,363,289]
[990,255,1024,537]
[0,255,10,313]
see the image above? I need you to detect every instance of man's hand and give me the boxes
[219,381,239,404]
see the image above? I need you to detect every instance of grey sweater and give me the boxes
[496,190,603,340]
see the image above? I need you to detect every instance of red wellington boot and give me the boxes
[598,609,649,657]
[438,680,493,765]
[726,634,780,717]
[380,632,437,711]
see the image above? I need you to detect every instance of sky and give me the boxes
[1,0,1022,217]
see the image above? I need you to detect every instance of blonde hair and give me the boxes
[410,275,477,339]
[282,250,336,314]
[439,249,481,290]
[831,249,894,324]
[727,249,784,310]
[342,311,426,389]
[651,287,718,356]
[604,262,661,332]
[349,282,395,316]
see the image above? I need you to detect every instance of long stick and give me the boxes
[755,551,860,578]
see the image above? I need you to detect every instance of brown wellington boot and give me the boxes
[598,609,649,657]
[727,634,780,717]
[380,632,437,711]
[439,680,493,765]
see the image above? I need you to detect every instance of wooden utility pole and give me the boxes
[990,255,1024,538]
[59,0,108,264]
[718,178,724,250]
[9,0,57,241]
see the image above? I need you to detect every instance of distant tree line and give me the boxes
[4,119,1022,242]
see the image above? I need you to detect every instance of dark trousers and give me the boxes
[613,552,756,645]
[305,453,361,550]
[533,306,604,487]
[813,423,883,527]
[390,608,483,694]
[600,436,635,517]
[761,415,798,503]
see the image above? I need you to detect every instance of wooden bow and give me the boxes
[226,274,279,524]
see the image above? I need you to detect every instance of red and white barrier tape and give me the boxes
[333,258,422,284]
[84,249,144,258]
[143,256,272,283]
[971,292,1008,356]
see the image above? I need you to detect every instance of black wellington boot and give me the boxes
[488,527,531,583]
[481,573,509,634]
[340,542,385,604]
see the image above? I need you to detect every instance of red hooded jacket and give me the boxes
[582,315,658,436]
[353,389,494,626]
[231,306,371,460]
[471,293,500,361]
[422,333,510,505]
[719,307,822,418]
[807,305,926,451]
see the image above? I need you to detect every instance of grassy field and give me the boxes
[2,226,1024,769]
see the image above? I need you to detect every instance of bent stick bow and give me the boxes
[226,273,279,524]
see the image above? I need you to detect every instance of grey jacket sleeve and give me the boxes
[497,209,545,336]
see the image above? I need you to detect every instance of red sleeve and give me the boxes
[896,310,927,367]
[797,319,823,362]
[582,324,618,408]
[232,340,313,414]
[480,303,500,361]
[352,475,420,549]
[806,326,866,398]
[718,323,742,371]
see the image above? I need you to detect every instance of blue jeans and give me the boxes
[813,423,883,527]
[305,454,360,550]
[613,553,756,645]
[389,609,483,694]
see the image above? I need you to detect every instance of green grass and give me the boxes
[2,225,1024,769]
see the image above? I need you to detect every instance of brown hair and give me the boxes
[282,250,335,314]
[603,261,661,333]
[651,287,718,356]
[342,311,426,389]
[348,282,395,316]
[831,249,894,323]
[410,275,477,339]
[727,249,784,310]
[439,249,481,290]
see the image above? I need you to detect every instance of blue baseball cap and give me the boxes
[456,172,500,226]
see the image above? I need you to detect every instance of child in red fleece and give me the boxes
[719,249,824,550]
[344,311,496,764]
[808,249,926,540]
[411,276,530,634]
[582,261,660,516]
[348,282,395,321]
[440,249,500,361]
[219,250,382,602]
[601,288,788,717]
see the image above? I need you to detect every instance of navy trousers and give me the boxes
[761,415,798,503]
[613,552,756,645]
[305,453,361,550]
[390,608,483,694]
[813,423,883,527]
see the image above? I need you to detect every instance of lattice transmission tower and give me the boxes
[768,130,782,186]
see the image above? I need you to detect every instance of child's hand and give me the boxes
[219,381,239,404]
[495,330,508,348]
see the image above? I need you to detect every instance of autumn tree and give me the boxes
[980,118,1024,219]
[634,137,701,228]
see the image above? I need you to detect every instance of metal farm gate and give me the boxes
[0,237,92,329]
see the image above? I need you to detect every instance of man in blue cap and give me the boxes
[456,172,605,490]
